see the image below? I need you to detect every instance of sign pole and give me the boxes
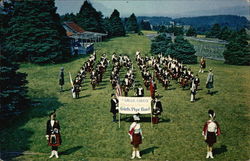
[119,113,121,128]
[151,112,153,127]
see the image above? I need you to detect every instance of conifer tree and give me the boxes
[223,29,250,65]
[77,0,104,33]
[109,9,125,37]
[186,26,197,37]
[140,20,151,30]
[126,13,140,33]
[0,1,29,118]
[168,36,197,64]
[6,0,70,63]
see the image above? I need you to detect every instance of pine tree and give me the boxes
[0,1,29,118]
[186,26,197,37]
[168,36,197,64]
[77,0,104,33]
[6,0,70,63]
[206,23,221,38]
[126,13,140,33]
[151,34,172,55]
[109,9,125,37]
[223,29,250,65]
[140,20,151,30]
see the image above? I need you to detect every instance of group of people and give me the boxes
[110,53,135,96]
[45,108,220,159]
[53,51,218,159]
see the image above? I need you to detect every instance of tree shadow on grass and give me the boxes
[141,146,159,156]
[213,145,227,156]
[0,97,63,161]
[60,146,83,155]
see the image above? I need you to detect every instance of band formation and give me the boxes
[51,51,219,159]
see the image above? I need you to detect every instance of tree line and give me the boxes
[206,24,249,65]
[151,34,197,64]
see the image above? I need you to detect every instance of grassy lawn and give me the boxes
[1,34,250,161]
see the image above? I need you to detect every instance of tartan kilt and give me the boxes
[206,82,213,89]
[59,79,64,86]
[131,133,142,146]
[48,133,61,146]
[205,132,216,146]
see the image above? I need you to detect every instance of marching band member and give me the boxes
[110,94,119,122]
[59,67,64,92]
[136,84,144,97]
[190,80,197,102]
[152,97,163,124]
[199,57,206,73]
[129,115,143,159]
[202,109,221,159]
[46,111,62,159]
[206,69,214,95]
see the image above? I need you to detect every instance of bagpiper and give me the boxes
[46,111,62,158]
[202,109,221,159]
[128,115,143,159]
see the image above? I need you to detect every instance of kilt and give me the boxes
[59,78,64,86]
[205,132,216,146]
[48,134,61,146]
[206,82,213,89]
[152,117,159,124]
[131,133,142,147]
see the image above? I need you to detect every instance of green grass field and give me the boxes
[1,34,250,161]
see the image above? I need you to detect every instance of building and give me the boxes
[63,22,107,55]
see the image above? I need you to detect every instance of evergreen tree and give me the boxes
[61,13,77,23]
[223,29,250,65]
[140,20,151,30]
[167,36,197,64]
[0,1,29,118]
[109,9,125,37]
[186,26,197,37]
[77,0,104,33]
[206,23,221,38]
[151,34,172,55]
[6,0,70,63]
[126,13,140,33]
[219,26,231,41]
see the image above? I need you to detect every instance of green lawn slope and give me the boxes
[1,33,249,161]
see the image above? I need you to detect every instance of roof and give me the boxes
[66,31,74,36]
[64,22,85,33]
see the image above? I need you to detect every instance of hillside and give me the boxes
[1,33,249,161]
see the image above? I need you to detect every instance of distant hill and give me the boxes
[138,15,249,33]
[175,15,249,31]
[137,16,172,26]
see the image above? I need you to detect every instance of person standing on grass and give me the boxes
[190,80,197,102]
[202,109,221,159]
[199,57,206,73]
[59,67,64,92]
[152,97,163,124]
[206,69,214,95]
[129,114,143,159]
[46,111,62,159]
[110,94,119,122]
[136,84,144,97]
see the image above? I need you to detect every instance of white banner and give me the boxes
[118,97,152,114]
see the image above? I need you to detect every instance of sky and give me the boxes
[55,0,250,19]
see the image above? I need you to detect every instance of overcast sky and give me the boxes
[55,0,250,19]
